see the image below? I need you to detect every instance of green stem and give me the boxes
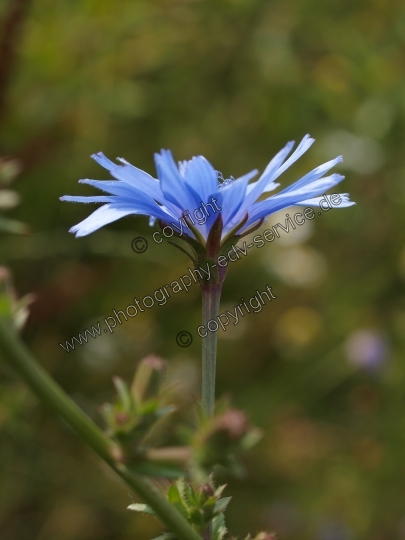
[201,284,222,417]
[0,319,201,540]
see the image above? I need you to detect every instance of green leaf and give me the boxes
[167,482,189,518]
[189,507,205,528]
[113,377,134,412]
[152,534,176,540]
[167,483,181,505]
[176,478,190,509]
[213,484,227,499]
[127,503,156,515]
[212,513,228,540]
[214,497,232,514]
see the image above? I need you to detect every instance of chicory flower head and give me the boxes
[61,134,354,256]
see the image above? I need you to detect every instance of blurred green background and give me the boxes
[1,0,405,539]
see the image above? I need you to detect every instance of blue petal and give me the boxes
[111,196,177,224]
[69,199,172,237]
[78,179,179,222]
[69,204,140,237]
[245,134,315,200]
[270,134,315,182]
[242,173,346,227]
[216,178,251,234]
[183,156,218,203]
[257,140,295,187]
[233,168,259,187]
[225,139,298,230]
[154,150,202,217]
[60,195,113,203]
[91,152,162,200]
[277,174,345,199]
[79,179,145,197]
[79,179,182,222]
[296,193,356,207]
[273,156,343,196]
[244,140,295,204]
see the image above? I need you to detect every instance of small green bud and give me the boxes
[114,411,130,425]
[197,480,216,499]
[131,355,165,406]
[195,409,250,468]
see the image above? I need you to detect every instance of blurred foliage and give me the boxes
[129,477,232,540]
[1,0,405,539]
[0,157,28,234]
[0,265,34,328]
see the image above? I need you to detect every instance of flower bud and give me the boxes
[131,355,165,406]
[197,480,216,499]
[196,409,250,467]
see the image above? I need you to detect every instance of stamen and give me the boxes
[217,170,235,189]
[216,171,224,182]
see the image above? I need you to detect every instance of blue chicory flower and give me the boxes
[61,134,354,246]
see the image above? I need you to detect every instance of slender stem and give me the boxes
[201,283,222,416]
[0,319,201,540]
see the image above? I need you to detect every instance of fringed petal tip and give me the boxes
[68,224,80,237]
[339,193,356,206]
[155,149,174,161]
[332,173,345,182]
[91,151,115,170]
[263,181,280,193]
[303,133,314,142]
[298,134,315,150]
[296,192,356,208]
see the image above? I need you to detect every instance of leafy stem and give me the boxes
[0,319,201,540]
